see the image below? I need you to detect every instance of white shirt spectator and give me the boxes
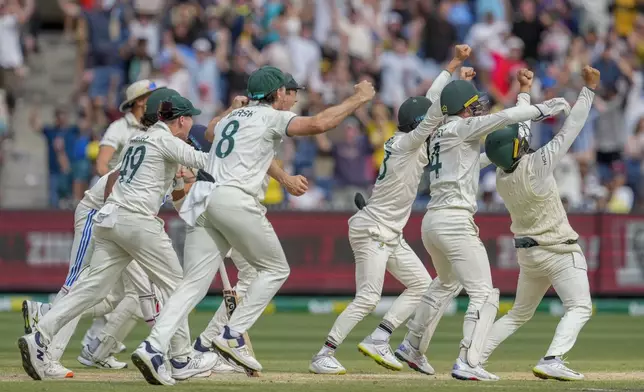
[287,35,323,92]
[130,18,160,58]
[289,186,326,210]
[338,17,373,60]
[466,19,508,71]
[0,14,23,69]
[378,51,425,108]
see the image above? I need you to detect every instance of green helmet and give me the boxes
[484,123,530,171]
[142,88,180,127]
[398,96,431,133]
[440,80,483,116]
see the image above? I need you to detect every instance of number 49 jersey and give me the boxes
[206,103,296,198]
[426,118,485,214]
[107,122,208,217]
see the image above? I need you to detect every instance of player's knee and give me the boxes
[568,300,592,322]
[354,290,380,312]
[271,261,290,283]
[507,306,535,324]
[410,273,431,294]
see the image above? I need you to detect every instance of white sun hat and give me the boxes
[119,79,162,112]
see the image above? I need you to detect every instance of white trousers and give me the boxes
[482,250,592,360]
[327,215,431,345]
[205,186,289,334]
[409,209,493,352]
[200,249,257,345]
[37,208,191,360]
[49,203,157,361]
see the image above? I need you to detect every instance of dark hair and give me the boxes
[257,90,279,104]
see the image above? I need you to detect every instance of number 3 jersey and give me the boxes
[359,70,453,236]
[206,103,296,198]
[107,122,208,216]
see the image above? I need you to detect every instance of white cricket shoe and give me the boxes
[533,357,584,381]
[357,336,403,371]
[171,352,219,380]
[22,300,47,334]
[309,352,347,375]
[131,341,176,386]
[115,342,127,354]
[213,327,262,372]
[451,358,500,381]
[394,339,435,375]
[17,332,51,380]
[77,345,128,369]
[193,337,244,374]
[46,361,74,379]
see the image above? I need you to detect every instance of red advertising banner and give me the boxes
[0,210,640,295]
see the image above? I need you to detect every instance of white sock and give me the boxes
[370,321,394,341]
[317,345,334,356]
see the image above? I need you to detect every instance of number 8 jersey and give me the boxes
[107,122,209,216]
[206,103,296,198]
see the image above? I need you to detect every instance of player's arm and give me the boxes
[530,66,599,180]
[267,159,308,196]
[480,152,492,169]
[425,44,472,103]
[103,166,121,202]
[285,81,375,137]
[457,96,571,142]
[205,96,249,142]
[96,121,123,176]
[158,136,209,169]
[171,167,197,210]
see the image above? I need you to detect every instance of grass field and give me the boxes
[1,311,643,391]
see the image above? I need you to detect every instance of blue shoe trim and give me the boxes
[34,332,45,348]
[150,354,164,372]
[144,341,161,354]
[194,337,209,353]
[170,358,188,369]
[223,326,245,348]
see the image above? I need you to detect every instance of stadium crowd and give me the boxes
[5,0,644,212]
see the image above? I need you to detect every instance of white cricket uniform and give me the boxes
[407,94,549,357]
[325,70,454,346]
[482,87,595,361]
[35,121,208,360]
[100,112,146,171]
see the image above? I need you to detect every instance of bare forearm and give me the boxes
[312,95,364,134]
[267,159,288,183]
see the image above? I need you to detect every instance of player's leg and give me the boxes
[397,233,461,375]
[18,231,131,381]
[533,252,592,381]
[199,248,257,349]
[125,216,216,385]
[310,223,391,374]
[481,268,550,363]
[207,187,288,372]
[357,240,432,372]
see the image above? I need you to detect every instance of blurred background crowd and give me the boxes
[0,0,643,213]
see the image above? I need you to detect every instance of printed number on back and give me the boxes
[119,145,146,184]
[428,142,442,178]
[215,120,239,158]
[377,150,392,181]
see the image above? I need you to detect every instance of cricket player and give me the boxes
[20,88,185,374]
[133,70,316,382]
[18,94,216,384]
[192,74,306,360]
[479,66,599,381]
[309,45,473,375]
[396,75,572,381]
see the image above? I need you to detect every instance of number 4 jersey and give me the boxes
[206,103,296,198]
[107,122,209,216]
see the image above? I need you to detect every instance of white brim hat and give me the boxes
[119,79,163,112]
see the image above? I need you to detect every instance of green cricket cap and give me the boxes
[158,95,202,121]
[398,96,431,133]
[440,80,482,116]
[284,73,305,91]
[247,66,286,100]
[142,88,180,126]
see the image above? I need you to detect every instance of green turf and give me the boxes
[1,311,642,391]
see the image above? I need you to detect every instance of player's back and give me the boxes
[426,119,483,213]
[206,103,295,198]
[107,126,181,216]
[361,132,429,234]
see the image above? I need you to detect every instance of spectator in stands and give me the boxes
[605,162,634,213]
[511,0,545,63]
[71,114,93,202]
[190,38,220,125]
[0,0,34,115]
[594,84,627,183]
[317,117,374,210]
[32,107,78,208]
[418,1,457,77]
[363,100,396,176]
[378,35,425,110]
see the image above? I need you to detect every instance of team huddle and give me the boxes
[17,43,601,384]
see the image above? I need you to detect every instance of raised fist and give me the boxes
[460,67,476,81]
[454,44,472,62]
[354,80,376,103]
[517,69,534,87]
[582,66,600,90]
[232,96,249,109]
